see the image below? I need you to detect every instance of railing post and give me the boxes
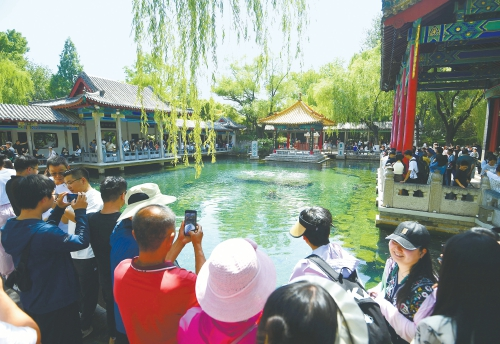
[429,171,443,213]
[382,168,395,207]
[480,175,491,206]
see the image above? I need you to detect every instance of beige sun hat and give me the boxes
[117,183,177,221]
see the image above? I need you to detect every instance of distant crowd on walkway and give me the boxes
[0,154,499,344]
[379,142,500,190]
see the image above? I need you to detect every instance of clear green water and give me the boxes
[94,157,449,288]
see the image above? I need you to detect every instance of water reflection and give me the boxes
[92,157,452,287]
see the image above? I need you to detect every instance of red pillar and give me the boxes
[397,69,407,152]
[287,132,290,149]
[391,84,401,148]
[489,98,500,152]
[403,44,419,152]
[319,130,323,150]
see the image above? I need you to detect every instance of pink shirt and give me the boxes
[178,307,260,344]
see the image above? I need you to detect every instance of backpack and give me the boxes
[307,254,393,344]
[411,157,429,184]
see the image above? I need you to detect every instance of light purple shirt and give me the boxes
[289,242,360,282]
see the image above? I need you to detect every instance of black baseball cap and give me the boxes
[386,221,430,250]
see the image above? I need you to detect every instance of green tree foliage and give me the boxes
[212,56,293,137]
[50,38,83,98]
[0,29,29,69]
[0,30,33,104]
[0,59,33,104]
[27,62,52,101]
[417,90,485,145]
[313,47,394,144]
[131,0,308,176]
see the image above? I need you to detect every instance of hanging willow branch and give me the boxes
[131,0,308,177]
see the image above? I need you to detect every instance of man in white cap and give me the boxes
[114,204,205,344]
[288,206,359,282]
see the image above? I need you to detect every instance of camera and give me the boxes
[184,210,197,236]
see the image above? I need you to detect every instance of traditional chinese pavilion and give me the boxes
[258,99,335,153]
[382,0,500,154]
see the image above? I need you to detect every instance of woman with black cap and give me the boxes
[369,221,437,343]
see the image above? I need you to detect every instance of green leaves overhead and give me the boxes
[131,0,308,175]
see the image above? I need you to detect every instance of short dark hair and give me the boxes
[395,153,404,162]
[404,149,413,156]
[132,205,176,252]
[63,167,89,181]
[436,147,444,155]
[301,207,332,247]
[14,155,39,172]
[46,156,69,169]
[461,148,469,155]
[16,174,55,209]
[100,176,127,203]
[460,160,469,167]
[257,281,338,344]
[0,154,5,168]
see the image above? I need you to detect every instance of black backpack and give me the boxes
[307,254,393,344]
[411,157,429,184]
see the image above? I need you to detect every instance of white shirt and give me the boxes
[289,242,360,282]
[48,150,57,158]
[393,161,405,174]
[409,158,419,179]
[68,187,103,259]
[74,148,81,156]
[42,183,71,232]
[0,321,37,344]
[0,169,16,206]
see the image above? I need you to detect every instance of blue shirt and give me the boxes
[1,207,89,314]
[110,218,139,334]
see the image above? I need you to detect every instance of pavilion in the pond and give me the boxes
[258,99,335,153]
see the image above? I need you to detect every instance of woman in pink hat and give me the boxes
[177,238,276,344]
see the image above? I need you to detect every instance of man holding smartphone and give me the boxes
[114,204,205,344]
[63,168,103,338]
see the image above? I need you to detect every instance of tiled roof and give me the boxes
[33,72,171,112]
[258,100,335,126]
[0,104,84,125]
[217,117,246,130]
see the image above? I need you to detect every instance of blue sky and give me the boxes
[0,0,381,97]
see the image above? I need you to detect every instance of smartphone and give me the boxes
[184,210,197,236]
[66,193,78,202]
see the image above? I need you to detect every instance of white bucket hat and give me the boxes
[196,238,276,323]
[117,183,176,221]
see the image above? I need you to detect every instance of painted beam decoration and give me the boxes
[420,47,500,66]
[383,0,422,17]
[419,18,500,43]
[466,0,500,15]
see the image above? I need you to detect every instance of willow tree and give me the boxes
[131,0,308,176]
[313,47,394,145]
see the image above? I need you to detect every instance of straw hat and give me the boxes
[117,183,176,221]
[196,238,276,323]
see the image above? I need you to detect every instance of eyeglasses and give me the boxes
[66,178,82,185]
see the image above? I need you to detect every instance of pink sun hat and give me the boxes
[195,238,276,323]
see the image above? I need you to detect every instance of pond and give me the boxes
[95,157,450,288]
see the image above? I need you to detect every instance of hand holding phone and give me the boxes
[184,210,197,236]
[66,194,78,202]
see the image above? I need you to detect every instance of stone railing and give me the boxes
[380,168,485,217]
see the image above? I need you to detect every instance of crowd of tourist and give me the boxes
[380,142,500,190]
[0,154,499,344]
